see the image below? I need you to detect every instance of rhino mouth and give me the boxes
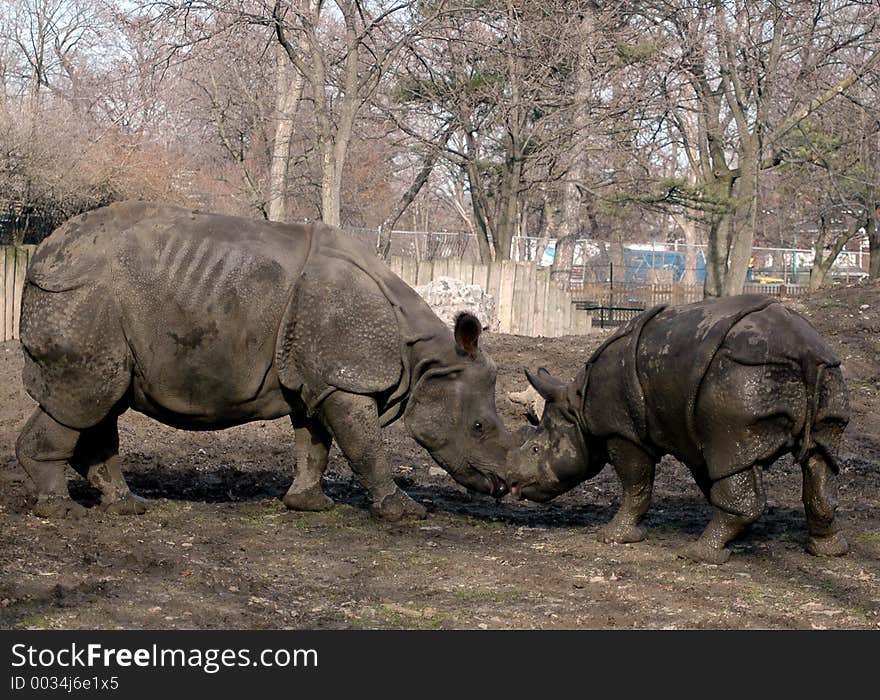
[481,470,509,498]
[508,480,553,503]
[444,460,508,498]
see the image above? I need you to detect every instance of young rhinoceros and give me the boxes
[16,201,511,520]
[504,295,850,564]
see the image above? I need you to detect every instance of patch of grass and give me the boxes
[238,512,284,526]
[398,552,449,567]
[351,604,445,630]
[743,585,768,604]
[856,530,880,543]
[461,517,506,531]
[452,587,511,603]
[13,613,49,629]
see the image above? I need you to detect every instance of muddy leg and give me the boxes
[598,438,656,544]
[70,418,146,515]
[15,408,84,518]
[802,454,848,557]
[681,466,766,564]
[283,420,334,511]
[320,392,426,521]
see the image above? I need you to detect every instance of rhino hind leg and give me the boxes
[283,420,334,512]
[70,416,146,516]
[681,466,766,564]
[16,408,85,518]
[598,438,656,544]
[320,392,426,522]
[802,454,848,557]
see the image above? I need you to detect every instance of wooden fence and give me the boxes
[0,245,35,343]
[387,256,592,337]
[574,280,806,309]
[1,246,811,343]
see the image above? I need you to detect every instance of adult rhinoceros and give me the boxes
[16,201,511,520]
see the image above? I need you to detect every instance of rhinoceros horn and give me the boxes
[525,367,568,405]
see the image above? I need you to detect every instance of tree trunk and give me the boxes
[869,216,880,279]
[809,214,831,291]
[723,168,758,296]
[493,152,522,261]
[703,212,731,298]
[551,10,593,288]
[464,131,495,263]
[268,50,305,222]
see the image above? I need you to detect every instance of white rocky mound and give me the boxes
[415,276,497,331]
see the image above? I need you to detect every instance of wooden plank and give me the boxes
[525,263,538,337]
[472,263,489,291]
[497,261,516,334]
[447,258,462,281]
[434,258,449,279]
[546,283,558,338]
[4,247,15,343]
[13,247,28,340]
[388,256,403,278]
[556,289,568,336]
[486,262,503,316]
[401,258,418,287]
[510,264,525,335]
[556,290,569,336]
[0,248,7,342]
[562,293,573,336]
[459,261,474,286]
[579,295,592,334]
[534,268,548,337]
[416,260,434,286]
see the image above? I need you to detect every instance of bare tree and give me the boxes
[634,1,880,296]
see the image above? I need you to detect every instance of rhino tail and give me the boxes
[796,355,831,468]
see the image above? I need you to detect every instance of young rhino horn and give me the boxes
[525,368,567,404]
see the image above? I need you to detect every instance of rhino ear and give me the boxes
[525,368,566,404]
[454,312,481,359]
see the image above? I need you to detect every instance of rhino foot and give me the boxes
[598,523,646,544]
[33,496,87,520]
[283,486,335,512]
[370,490,427,522]
[806,532,849,557]
[679,542,731,565]
[100,493,148,516]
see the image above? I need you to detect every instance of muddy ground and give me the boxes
[1,284,878,629]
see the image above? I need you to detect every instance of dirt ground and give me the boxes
[1,283,879,630]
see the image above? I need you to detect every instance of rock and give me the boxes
[414,277,497,331]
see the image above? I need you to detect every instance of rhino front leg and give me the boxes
[599,438,656,544]
[71,417,147,516]
[283,420,334,512]
[320,392,427,522]
[16,408,85,518]
[802,454,848,557]
[681,466,766,564]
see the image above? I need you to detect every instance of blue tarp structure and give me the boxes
[623,247,706,284]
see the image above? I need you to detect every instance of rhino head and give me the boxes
[404,313,511,498]
[505,368,599,502]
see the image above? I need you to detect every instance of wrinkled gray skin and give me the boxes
[16,201,510,521]
[504,295,851,564]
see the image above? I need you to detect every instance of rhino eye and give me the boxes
[531,444,540,454]
[473,421,483,433]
